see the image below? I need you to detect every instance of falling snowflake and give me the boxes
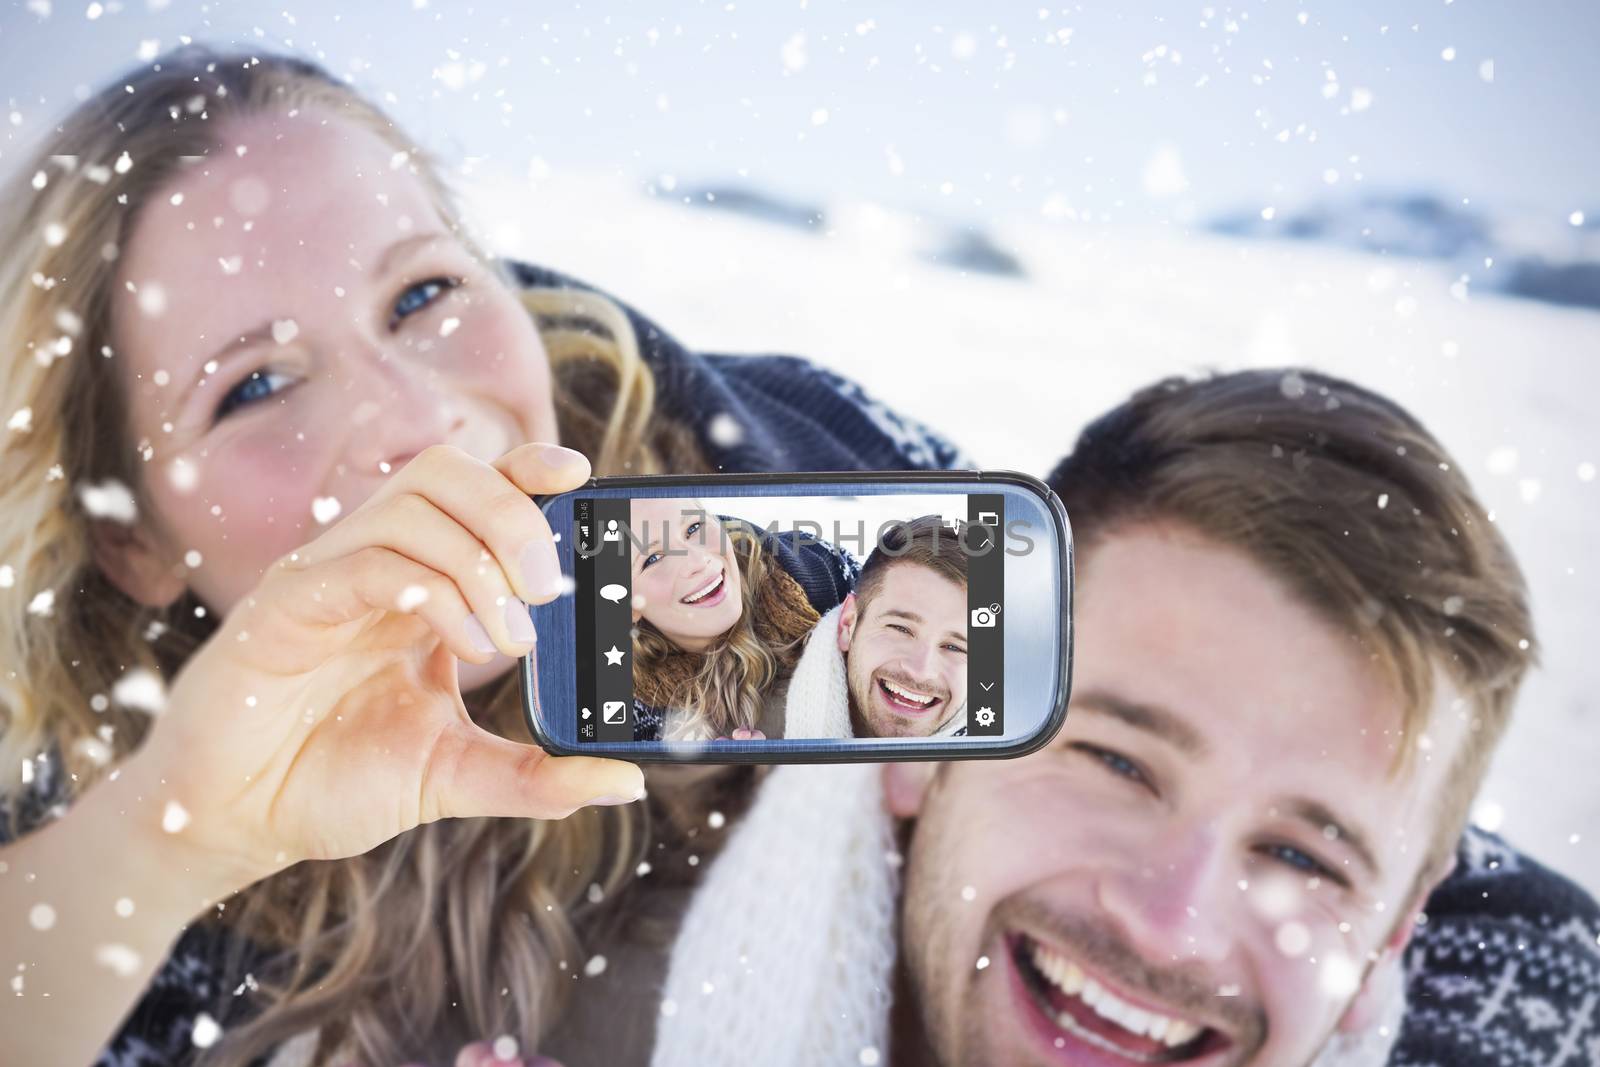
[28,903,56,930]
[95,943,141,977]
[780,32,808,73]
[271,318,299,345]
[113,667,168,715]
[312,496,342,524]
[705,412,744,448]
[583,954,608,977]
[6,406,32,433]
[191,1012,222,1048]
[491,1035,518,1061]
[26,589,56,617]
[162,800,191,833]
[1275,921,1311,956]
[137,282,167,318]
[166,457,199,493]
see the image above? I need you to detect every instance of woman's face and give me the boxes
[105,110,558,692]
[628,498,743,652]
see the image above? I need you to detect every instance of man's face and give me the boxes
[839,562,969,738]
[889,523,1464,1066]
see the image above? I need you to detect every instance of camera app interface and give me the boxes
[572,493,1009,744]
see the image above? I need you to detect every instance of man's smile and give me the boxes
[1006,930,1240,1065]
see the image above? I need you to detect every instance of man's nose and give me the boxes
[341,345,464,473]
[1094,825,1234,965]
[901,640,938,681]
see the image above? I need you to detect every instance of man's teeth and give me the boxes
[682,574,722,603]
[1029,940,1203,1049]
[882,679,937,706]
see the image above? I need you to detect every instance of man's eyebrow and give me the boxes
[1072,689,1208,757]
[1282,797,1382,881]
[881,608,923,625]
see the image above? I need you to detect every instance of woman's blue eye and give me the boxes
[215,368,292,421]
[642,552,663,569]
[390,276,460,327]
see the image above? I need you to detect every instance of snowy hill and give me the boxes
[463,170,1600,895]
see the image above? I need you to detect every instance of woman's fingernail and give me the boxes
[504,598,537,644]
[537,442,586,467]
[465,613,497,654]
[521,540,563,599]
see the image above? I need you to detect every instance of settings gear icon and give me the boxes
[974,706,996,727]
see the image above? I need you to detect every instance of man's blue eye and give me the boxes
[391,276,459,327]
[1072,743,1152,791]
[215,369,291,421]
[1262,843,1336,879]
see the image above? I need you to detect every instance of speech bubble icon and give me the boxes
[599,583,628,603]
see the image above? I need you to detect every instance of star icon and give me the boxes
[604,644,626,666]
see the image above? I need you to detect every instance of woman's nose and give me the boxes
[1094,825,1235,965]
[341,346,465,473]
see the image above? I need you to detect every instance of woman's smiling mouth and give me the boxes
[680,571,726,607]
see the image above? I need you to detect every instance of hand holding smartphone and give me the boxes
[522,470,1072,762]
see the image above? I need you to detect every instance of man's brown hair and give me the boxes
[1046,369,1534,878]
[855,514,971,617]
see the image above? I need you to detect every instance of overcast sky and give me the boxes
[3,0,1596,231]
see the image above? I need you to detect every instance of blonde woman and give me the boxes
[626,498,859,742]
[0,47,971,1067]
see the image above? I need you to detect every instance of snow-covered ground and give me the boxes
[465,171,1600,895]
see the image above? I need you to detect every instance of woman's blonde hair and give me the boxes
[634,518,811,739]
[0,46,741,1065]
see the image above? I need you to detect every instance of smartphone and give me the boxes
[521,470,1072,762]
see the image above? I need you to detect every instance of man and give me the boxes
[646,369,1598,1067]
[782,514,971,739]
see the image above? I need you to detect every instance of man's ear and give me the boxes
[836,592,858,653]
[1336,853,1457,1034]
[89,519,185,609]
[881,761,937,819]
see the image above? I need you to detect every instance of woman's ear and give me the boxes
[89,520,185,608]
[881,761,938,819]
[836,592,858,653]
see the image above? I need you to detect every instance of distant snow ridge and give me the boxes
[1211,191,1600,311]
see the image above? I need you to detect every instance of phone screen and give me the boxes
[571,493,1011,744]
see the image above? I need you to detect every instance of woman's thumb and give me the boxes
[419,723,645,822]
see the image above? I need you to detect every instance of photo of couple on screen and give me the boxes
[618,495,977,743]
